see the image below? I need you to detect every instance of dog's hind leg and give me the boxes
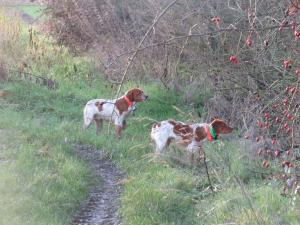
[154,138,170,154]
[83,117,93,129]
[95,119,103,135]
[83,106,94,129]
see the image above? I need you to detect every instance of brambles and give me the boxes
[240,0,300,196]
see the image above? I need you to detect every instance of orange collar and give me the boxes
[124,95,134,107]
[205,124,213,142]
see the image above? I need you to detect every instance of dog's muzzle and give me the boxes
[143,95,149,101]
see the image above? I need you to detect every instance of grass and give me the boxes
[0,105,93,225]
[1,79,300,225]
[1,11,300,225]
[3,4,45,19]
[14,4,44,19]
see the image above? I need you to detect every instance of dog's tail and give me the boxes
[83,105,93,129]
[151,122,161,130]
[150,122,161,138]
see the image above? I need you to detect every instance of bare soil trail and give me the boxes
[71,144,124,225]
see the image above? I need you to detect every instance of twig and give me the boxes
[105,24,292,69]
[203,151,214,193]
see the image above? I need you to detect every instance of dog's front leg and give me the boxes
[187,143,198,168]
[115,125,123,139]
[189,152,195,167]
[122,120,127,130]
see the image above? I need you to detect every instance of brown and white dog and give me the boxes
[83,88,148,138]
[151,119,233,162]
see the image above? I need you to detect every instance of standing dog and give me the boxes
[151,118,233,163]
[83,88,148,138]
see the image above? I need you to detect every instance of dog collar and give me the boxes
[124,95,134,107]
[205,124,217,142]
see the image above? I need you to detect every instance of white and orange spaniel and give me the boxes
[151,118,233,162]
[83,88,148,138]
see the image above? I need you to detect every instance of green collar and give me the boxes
[209,125,217,140]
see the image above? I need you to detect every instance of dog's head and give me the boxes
[210,119,233,135]
[126,88,148,102]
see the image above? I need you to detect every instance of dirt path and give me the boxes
[71,144,124,225]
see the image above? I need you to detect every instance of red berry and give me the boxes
[265,121,269,128]
[283,123,289,129]
[264,113,270,119]
[263,160,270,168]
[285,149,291,156]
[275,150,281,157]
[246,37,253,47]
[212,17,221,26]
[294,30,300,38]
[282,161,290,167]
[256,136,261,142]
[283,60,291,69]
[287,114,294,120]
[229,55,238,64]
[275,117,281,123]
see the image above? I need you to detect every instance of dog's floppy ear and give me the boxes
[125,89,135,102]
[210,116,219,122]
[211,119,233,134]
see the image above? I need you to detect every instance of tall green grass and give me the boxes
[0,104,93,225]
[4,4,45,19]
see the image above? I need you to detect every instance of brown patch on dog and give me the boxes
[95,102,105,112]
[211,119,233,135]
[194,126,207,142]
[168,120,194,141]
[115,98,129,115]
[168,120,177,126]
